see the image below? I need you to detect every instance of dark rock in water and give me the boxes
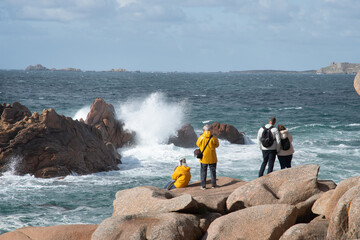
[0,102,121,178]
[210,122,245,144]
[85,98,135,148]
[168,124,197,148]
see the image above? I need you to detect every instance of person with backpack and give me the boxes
[196,124,219,190]
[257,117,281,177]
[277,125,294,169]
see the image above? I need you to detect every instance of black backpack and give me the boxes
[281,137,291,150]
[261,126,274,148]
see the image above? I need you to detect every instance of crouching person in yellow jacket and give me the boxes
[164,158,191,190]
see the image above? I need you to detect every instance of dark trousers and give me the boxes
[201,163,217,188]
[278,155,293,169]
[259,150,277,177]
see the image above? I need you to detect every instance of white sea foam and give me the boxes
[117,92,186,145]
[73,105,90,120]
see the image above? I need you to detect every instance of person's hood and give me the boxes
[203,131,212,138]
[179,165,190,171]
[265,124,274,129]
[280,129,289,138]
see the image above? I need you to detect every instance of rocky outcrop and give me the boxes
[92,213,203,240]
[324,176,360,219]
[0,224,97,240]
[326,180,360,239]
[168,123,198,148]
[226,165,335,222]
[172,177,246,214]
[0,102,31,124]
[112,186,200,216]
[0,102,121,178]
[204,204,297,240]
[85,98,135,148]
[354,72,360,96]
[227,165,321,209]
[317,62,360,74]
[210,122,245,144]
[312,189,334,216]
[280,218,329,240]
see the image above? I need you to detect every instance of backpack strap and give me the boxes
[201,135,213,153]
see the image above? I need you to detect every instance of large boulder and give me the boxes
[168,124,198,148]
[227,165,322,210]
[226,165,329,221]
[0,224,97,240]
[327,185,360,239]
[92,213,203,240]
[112,186,200,216]
[280,218,329,240]
[324,176,360,219]
[172,177,246,214]
[354,71,360,96]
[209,122,245,144]
[85,98,135,148]
[312,189,335,216]
[204,204,297,240]
[0,104,121,178]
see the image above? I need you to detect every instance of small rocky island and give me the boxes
[317,62,360,74]
[25,64,81,72]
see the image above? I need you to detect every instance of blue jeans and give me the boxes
[259,150,277,177]
[164,181,176,190]
[201,163,217,188]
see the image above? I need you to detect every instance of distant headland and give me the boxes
[24,62,360,74]
[24,64,136,73]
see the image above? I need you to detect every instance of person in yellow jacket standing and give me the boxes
[196,124,219,190]
[164,158,191,190]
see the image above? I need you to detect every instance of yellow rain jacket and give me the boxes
[172,165,191,188]
[196,131,219,164]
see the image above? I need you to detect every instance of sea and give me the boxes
[0,70,359,234]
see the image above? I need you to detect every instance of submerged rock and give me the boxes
[0,102,121,178]
[168,123,198,148]
[210,122,245,144]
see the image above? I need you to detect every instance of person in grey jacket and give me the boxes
[277,125,295,169]
[257,117,281,177]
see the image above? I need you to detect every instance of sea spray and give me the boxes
[73,105,91,120]
[117,92,186,145]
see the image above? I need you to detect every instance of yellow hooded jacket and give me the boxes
[172,165,191,188]
[196,131,219,164]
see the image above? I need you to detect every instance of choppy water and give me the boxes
[0,70,359,233]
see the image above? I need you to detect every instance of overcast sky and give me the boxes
[1,0,359,72]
